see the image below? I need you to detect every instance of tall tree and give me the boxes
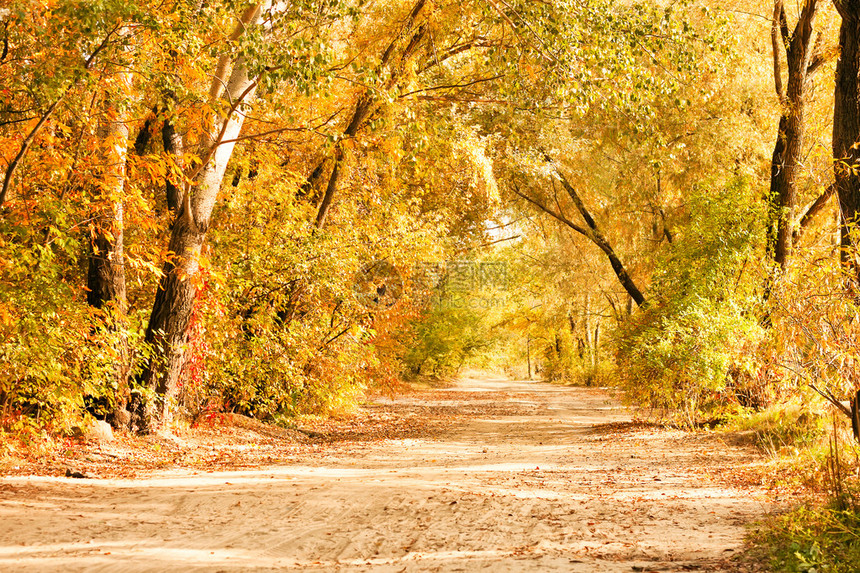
[131,4,265,431]
[833,0,860,287]
[767,0,821,269]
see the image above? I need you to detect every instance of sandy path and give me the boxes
[0,375,772,572]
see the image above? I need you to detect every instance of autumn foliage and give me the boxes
[0,0,859,468]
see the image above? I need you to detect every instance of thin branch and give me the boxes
[419,40,499,73]
[810,382,853,418]
[0,24,121,208]
[399,74,504,98]
[217,111,342,145]
[476,234,521,248]
[794,182,836,244]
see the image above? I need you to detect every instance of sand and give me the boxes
[0,374,774,572]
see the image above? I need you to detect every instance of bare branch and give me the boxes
[809,382,853,418]
[771,0,786,104]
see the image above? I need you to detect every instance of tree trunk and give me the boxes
[833,5,860,288]
[526,334,531,380]
[582,294,592,353]
[162,107,185,213]
[310,1,428,229]
[88,79,131,309]
[768,115,791,264]
[132,6,263,432]
[768,0,818,268]
[86,190,127,311]
[830,4,860,442]
[86,42,132,420]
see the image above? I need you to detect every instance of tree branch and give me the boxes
[540,151,647,307]
[208,4,262,102]
[771,0,786,104]
[793,182,836,244]
[809,382,852,418]
[778,2,790,50]
[399,74,504,98]
[509,183,590,237]
[0,24,120,209]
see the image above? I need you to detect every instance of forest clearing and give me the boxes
[0,374,775,572]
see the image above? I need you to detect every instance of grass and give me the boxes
[740,405,860,573]
[749,502,860,572]
[721,400,826,456]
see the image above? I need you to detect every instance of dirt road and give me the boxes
[0,375,773,572]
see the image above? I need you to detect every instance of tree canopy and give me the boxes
[3,0,860,442]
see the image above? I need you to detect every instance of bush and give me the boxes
[614,178,764,424]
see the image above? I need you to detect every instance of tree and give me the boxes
[833,1,860,287]
[816,0,860,440]
[767,0,822,270]
[85,26,134,418]
[131,4,266,431]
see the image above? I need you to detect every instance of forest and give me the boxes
[3,0,860,570]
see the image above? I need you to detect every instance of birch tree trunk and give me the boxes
[87,93,130,313]
[131,5,264,432]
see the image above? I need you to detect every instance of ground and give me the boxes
[0,374,777,572]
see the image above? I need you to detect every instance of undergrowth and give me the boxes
[750,499,860,572]
[723,400,826,455]
[747,417,860,573]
